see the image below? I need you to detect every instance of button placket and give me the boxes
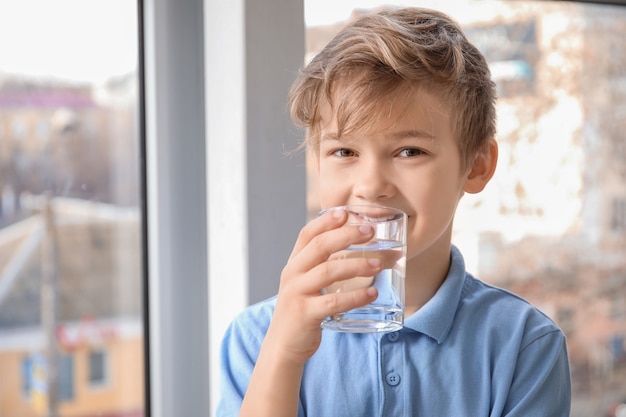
[382,331,402,387]
[380,331,405,417]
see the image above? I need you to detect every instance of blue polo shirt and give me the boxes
[218,246,571,416]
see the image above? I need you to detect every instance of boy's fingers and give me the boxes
[288,209,347,260]
[288,221,375,274]
[297,257,382,294]
[311,287,378,321]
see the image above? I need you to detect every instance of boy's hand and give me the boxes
[240,209,381,416]
[266,208,382,365]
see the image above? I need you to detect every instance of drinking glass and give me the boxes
[320,205,407,333]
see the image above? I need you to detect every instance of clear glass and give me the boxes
[0,1,144,417]
[320,205,407,333]
[305,1,626,415]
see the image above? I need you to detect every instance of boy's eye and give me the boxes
[398,148,425,157]
[332,148,356,157]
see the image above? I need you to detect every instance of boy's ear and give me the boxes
[463,137,498,194]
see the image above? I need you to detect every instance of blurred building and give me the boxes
[0,74,139,226]
[0,75,143,416]
[0,198,143,417]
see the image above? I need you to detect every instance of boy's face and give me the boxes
[315,86,496,262]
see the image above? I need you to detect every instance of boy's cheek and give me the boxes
[317,182,346,208]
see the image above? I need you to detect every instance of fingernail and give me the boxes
[332,208,345,219]
[359,224,373,234]
[368,258,381,267]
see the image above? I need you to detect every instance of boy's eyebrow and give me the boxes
[387,129,436,141]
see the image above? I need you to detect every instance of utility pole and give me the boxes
[41,194,59,417]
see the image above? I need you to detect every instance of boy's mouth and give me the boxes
[361,213,396,222]
[346,209,398,223]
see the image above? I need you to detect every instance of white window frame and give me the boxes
[142,1,305,416]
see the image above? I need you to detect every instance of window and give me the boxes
[57,354,74,402]
[88,349,108,387]
[0,1,143,416]
[2,1,306,417]
[21,355,34,398]
[304,2,626,416]
[20,353,74,403]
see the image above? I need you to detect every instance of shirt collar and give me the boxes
[402,245,466,343]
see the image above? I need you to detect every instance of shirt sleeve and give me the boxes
[502,328,572,417]
[215,305,270,417]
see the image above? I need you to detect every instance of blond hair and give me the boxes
[288,7,497,169]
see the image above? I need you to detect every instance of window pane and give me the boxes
[0,1,144,417]
[305,1,626,416]
[58,355,75,402]
[88,349,107,387]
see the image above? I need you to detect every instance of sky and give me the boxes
[0,0,480,83]
[0,0,137,84]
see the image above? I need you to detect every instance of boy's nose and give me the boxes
[353,163,396,202]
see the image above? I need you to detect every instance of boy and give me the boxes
[218,7,571,417]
